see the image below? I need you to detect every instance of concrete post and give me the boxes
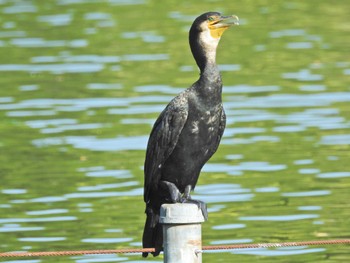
[160,203,205,263]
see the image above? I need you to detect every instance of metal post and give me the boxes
[160,203,205,263]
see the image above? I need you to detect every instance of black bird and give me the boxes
[142,12,239,257]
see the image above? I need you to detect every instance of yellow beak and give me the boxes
[208,15,239,38]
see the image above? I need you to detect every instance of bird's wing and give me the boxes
[218,107,227,140]
[209,106,226,155]
[143,95,189,203]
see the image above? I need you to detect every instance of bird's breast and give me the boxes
[189,108,220,133]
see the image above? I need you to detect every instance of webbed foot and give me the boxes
[181,185,208,221]
[159,181,182,203]
[159,182,208,220]
[182,198,208,221]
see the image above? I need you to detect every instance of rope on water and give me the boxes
[0,239,349,258]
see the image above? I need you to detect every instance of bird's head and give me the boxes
[202,12,239,38]
[189,12,239,69]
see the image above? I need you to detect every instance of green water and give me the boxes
[0,0,349,262]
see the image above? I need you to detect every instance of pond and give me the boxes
[0,0,349,262]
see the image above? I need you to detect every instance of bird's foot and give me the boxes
[182,198,208,221]
[180,185,208,220]
[159,182,208,220]
[159,181,182,203]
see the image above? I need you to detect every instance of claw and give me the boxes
[159,182,208,220]
[183,185,192,199]
[160,181,181,202]
[183,199,208,220]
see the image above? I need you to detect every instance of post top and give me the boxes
[160,203,205,224]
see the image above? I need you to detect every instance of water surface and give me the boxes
[0,1,349,263]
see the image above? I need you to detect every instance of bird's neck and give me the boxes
[190,30,221,72]
[194,45,219,73]
[190,33,222,100]
[197,50,222,90]
[195,59,223,104]
[200,61,220,83]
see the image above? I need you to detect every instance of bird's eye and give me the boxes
[208,17,214,22]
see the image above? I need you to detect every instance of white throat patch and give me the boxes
[198,28,220,63]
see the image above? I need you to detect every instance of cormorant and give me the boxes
[142,12,239,257]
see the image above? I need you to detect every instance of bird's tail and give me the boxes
[142,206,163,257]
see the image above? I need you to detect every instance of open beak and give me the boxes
[208,15,239,38]
[211,15,239,28]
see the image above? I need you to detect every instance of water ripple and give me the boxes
[269,29,306,38]
[64,188,142,199]
[193,194,254,203]
[319,134,350,145]
[3,3,37,14]
[73,254,128,263]
[18,237,66,242]
[226,92,350,109]
[37,14,73,26]
[10,38,88,48]
[32,135,148,151]
[239,214,319,221]
[224,85,279,93]
[317,172,350,178]
[2,189,27,194]
[232,247,325,256]
[78,181,139,191]
[0,216,77,223]
[282,190,331,197]
[81,238,133,243]
[83,169,133,179]
[0,225,44,233]
[26,209,68,215]
[0,63,103,73]
[286,42,313,49]
[212,223,246,230]
[211,239,253,245]
[203,162,286,174]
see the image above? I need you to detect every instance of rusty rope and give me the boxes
[202,239,350,251]
[0,248,155,257]
[0,239,349,258]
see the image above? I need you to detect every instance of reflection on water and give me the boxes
[212,224,246,230]
[1,260,41,263]
[203,162,286,174]
[19,237,66,242]
[26,209,68,215]
[281,190,331,197]
[2,2,37,14]
[286,42,313,49]
[0,217,77,223]
[317,171,350,178]
[79,168,133,179]
[282,69,323,81]
[319,134,350,145]
[269,29,306,38]
[0,63,103,73]
[254,187,279,193]
[1,1,349,262]
[239,214,319,221]
[298,206,322,211]
[210,239,253,245]
[32,135,149,151]
[298,168,320,174]
[38,14,73,26]
[73,254,129,263]
[81,237,133,243]
[77,181,139,191]
[232,247,326,256]
[122,31,165,43]
[0,225,45,233]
